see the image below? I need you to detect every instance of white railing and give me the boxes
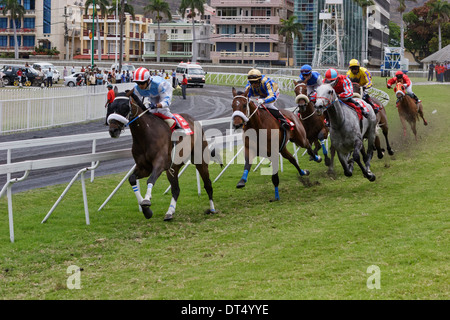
[0,83,134,134]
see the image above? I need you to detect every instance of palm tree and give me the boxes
[0,0,25,59]
[109,0,135,72]
[278,16,304,67]
[85,0,110,62]
[354,0,374,63]
[180,0,206,63]
[145,0,172,63]
[427,0,450,51]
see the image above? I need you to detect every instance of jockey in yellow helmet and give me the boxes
[346,59,379,113]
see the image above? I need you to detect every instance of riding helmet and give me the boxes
[134,67,151,82]
[349,59,360,68]
[395,70,404,78]
[248,69,262,82]
[324,68,339,84]
[300,64,312,76]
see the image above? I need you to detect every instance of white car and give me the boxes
[32,62,60,83]
[64,72,85,87]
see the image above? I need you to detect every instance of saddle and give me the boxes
[342,101,364,121]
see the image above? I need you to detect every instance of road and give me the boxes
[0,84,294,194]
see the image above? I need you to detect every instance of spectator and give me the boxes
[17,68,23,84]
[46,67,53,87]
[111,68,116,84]
[63,66,68,79]
[71,66,76,74]
[81,66,85,73]
[436,63,445,82]
[171,69,177,88]
[445,61,450,82]
[126,70,130,82]
[96,70,103,85]
[105,83,115,125]
[428,62,435,81]
[121,71,126,83]
[181,74,188,100]
[89,72,96,86]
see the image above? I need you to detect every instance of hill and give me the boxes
[390,0,429,25]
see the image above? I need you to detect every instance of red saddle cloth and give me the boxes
[173,113,193,135]
[343,101,370,121]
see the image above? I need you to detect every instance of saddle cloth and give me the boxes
[344,100,370,121]
[173,113,193,135]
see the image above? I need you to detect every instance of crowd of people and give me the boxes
[427,62,450,82]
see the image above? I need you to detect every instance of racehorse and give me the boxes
[107,88,217,221]
[393,82,428,141]
[231,87,321,201]
[314,83,377,181]
[352,82,394,158]
[293,80,330,166]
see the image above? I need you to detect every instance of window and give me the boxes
[43,0,51,34]
[23,18,35,29]
[0,36,7,47]
[10,19,21,29]
[23,35,35,47]
[0,18,7,29]
[10,36,21,47]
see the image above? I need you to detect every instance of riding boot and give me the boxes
[349,98,369,118]
[268,108,291,130]
[412,93,421,104]
[365,97,378,114]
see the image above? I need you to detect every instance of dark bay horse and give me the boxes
[293,80,330,166]
[352,82,394,158]
[314,83,377,181]
[393,82,428,141]
[231,87,321,201]
[107,88,216,221]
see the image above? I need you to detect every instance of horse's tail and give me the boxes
[210,147,223,168]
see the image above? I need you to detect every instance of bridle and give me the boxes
[107,95,143,128]
[231,95,259,124]
[294,82,316,120]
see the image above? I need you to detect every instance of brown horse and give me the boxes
[293,80,330,166]
[107,89,216,221]
[231,87,320,201]
[393,82,428,141]
[352,82,394,158]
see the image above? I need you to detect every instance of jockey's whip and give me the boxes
[125,104,156,127]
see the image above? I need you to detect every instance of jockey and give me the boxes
[387,71,421,104]
[346,59,379,114]
[132,67,179,130]
[323,68,369,118]
[245,68,293,130]
[298,64,322,102]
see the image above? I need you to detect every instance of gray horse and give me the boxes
[314,84,377,181]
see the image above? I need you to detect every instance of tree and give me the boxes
[0,0,25,59]
[109,0,135,72]
[179,0,206,63]
[278,16,304,67]
[145,0,172,63]
[388,21,401,47]
[85,0,110,62]
[396,0,417,60]
[354,0,374,62]
[427,0,450,51]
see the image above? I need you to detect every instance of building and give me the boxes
[210,0,294,66]
[142,22,213,63]
[0,0,66,59]
[76,5,150,62]
[294,0,390,68]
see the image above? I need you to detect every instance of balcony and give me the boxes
[0,46,34,52]
[214,33,281,43]
[211,15,280,25]
[0,28,36,34]
[211,0,288,7]
[211,51,279,60]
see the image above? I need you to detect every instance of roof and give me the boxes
[421,44,450,63]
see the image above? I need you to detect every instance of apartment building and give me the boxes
[75,6,150,62]
[142,22,212,63]
[367,0,391,67]
[210,0,294,66]
[0,0,67,58]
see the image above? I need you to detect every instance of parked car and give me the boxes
[32,62,60,82]
[0,64,40,86]
[64,72,85,87]
[175,62,206,87]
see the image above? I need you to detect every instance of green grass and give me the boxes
[0,80,448,300]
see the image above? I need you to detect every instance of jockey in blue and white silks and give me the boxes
[133,67,178,130]
[245,69,293,130]
[298,64,322,101]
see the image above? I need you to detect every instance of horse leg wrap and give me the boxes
[132,185,143,203]
[144,183,153,202]
[274,187,280,200]
[320,139,328,156]
[241,169,249,182]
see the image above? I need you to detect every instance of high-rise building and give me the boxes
[294,0,390,68]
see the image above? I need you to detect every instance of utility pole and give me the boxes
[91,0,95,68]
[119,0,126,73]
[64,6,69,61]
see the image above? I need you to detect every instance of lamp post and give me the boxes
[91,0,95,68]
[380,25,388,66]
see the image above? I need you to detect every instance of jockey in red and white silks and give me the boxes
[387,70,421,104]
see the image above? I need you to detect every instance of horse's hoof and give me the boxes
[388,149,394,156]
[269,198,280,202]
[140,199,151,207]
[141,206,153,219]
[315,155,322,163]
[301,169,310,176]
[204,209,216,215]
[324,157,331,167]
[344,171,352,177]
[377,152,384,159]
[236,179,246,188]
[164,212,173,221]
[367,173,376,182]
[424,121,428,126]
